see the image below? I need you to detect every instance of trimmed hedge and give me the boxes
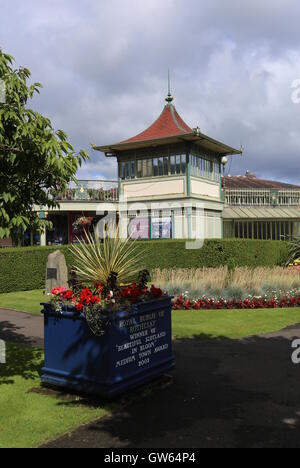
[0,239,289,294]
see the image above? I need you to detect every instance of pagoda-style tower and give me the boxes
[94,85,241,239]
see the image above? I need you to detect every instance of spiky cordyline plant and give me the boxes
[71,226,144,289]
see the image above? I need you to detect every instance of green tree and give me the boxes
[0,50,89,244]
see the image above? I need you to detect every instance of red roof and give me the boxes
[120,103,192,144]
[225,173,300,190]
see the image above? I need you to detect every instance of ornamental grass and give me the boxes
[152,266,300,299]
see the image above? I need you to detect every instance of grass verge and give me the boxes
[172,308,300,339]
[0,343,111,448]
[0,290,45,315]
[1,290,300,340]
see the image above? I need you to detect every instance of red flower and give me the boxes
[63,290,73,301]
[52,287,67,296]
[91,296,101,305]
[184,299,192,310]
[176,295,185,306]
[75,303,83,312]
[150,285,163,298]
[94,282,103,294]
[121,284,145,301]
[121,287,131,298]
[79,288,93,306]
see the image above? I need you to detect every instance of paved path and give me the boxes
[2,308,300,447]
[44,325,300,448]
[0,309,43,348]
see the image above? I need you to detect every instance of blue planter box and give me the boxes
[41,297,175,398]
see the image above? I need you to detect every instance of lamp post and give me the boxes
[221,156,228,202]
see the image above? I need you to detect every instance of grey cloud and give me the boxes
[1,0,300,183]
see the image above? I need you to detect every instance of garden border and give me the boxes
[0,239,289,293]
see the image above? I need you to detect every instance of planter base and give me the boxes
[42,357,175,398]
[42,297,175,398]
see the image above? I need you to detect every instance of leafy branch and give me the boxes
[0,48,89,242]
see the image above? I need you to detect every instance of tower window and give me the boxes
[170,155,176,175]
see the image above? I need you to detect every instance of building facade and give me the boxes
[34,91,241,246]
[6,92,298,248]
[223,172,300,240]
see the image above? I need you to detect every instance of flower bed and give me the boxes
[50,280,167,340]
[52,284,300,313]
[172,293,300,310]
[51,282,164,315]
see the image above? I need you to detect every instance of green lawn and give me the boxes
[1,290,300,339]
[0,290,45,314]
[172,308,300,339]
[2,292,300,447]
[0,343,111,448]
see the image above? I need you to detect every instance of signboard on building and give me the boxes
[151,217,173,239]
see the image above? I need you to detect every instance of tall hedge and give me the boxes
[0,239,289,294]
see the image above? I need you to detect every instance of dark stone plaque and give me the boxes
[47,268,57,280]
[45,251,68,294]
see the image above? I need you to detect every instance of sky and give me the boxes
[1,0,300,183]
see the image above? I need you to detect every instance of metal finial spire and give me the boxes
[165,70,174,104]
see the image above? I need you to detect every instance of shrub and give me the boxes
[287,239,300,265]
[0,239,289,294]
[0,245,75,294]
